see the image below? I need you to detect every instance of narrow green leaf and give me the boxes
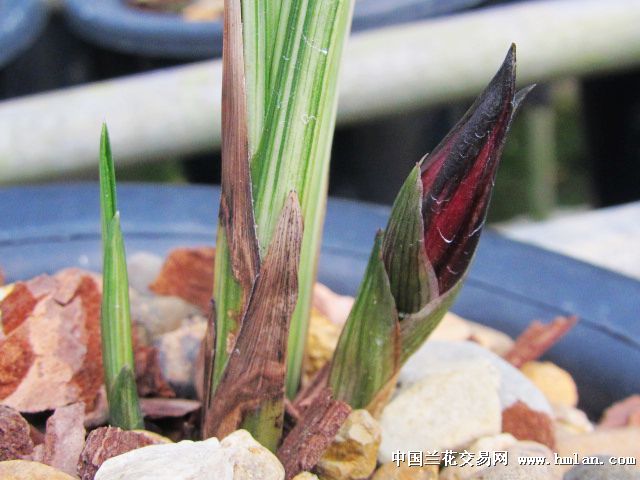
[382,164,438,314]
[101,212,143,430]
[109,366,144,431]
[99,124,116,249]
[99,128,143,430]
[241,0,267,155]
[329,232,400,409]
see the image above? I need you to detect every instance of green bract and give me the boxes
[329,46,532,409]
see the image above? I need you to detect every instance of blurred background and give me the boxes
[1,0,639,226]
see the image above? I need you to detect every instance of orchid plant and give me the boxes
[96,0,531,462]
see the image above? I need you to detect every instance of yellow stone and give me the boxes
[466,321,514,356]
[0,460,77,480]
[372,462,438,480]
[183,0,224,22]
[521,361,578,407]
[316,410,381,480]
[430,312,472,342]
[132,429,173,444]
[293,473,320,480]
[0,283,14,302]
[552,404,593,436]
[303,309,341,381]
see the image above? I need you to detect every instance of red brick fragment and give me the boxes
[0,328,35,400]
[134,344,175,398]
[43,403,86,476]
[78,426,166,480]
[140,398,200,419]
[502,400,555,449]
[0,270,104,416]
[1,283,38,335]
[69,276,104,414]
[149,247,215,312]
[0,404,34,461]
[504,316,578,368]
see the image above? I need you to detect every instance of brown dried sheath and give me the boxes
[220,0,260,295]
[202,0,261,434]
[203,193,303,440]
[278,387,351,480]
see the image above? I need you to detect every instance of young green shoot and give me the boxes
[99,124,143,430]
[330,46,534,409]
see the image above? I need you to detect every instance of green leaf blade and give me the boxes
[99,124,117,249]
[329,232,400,409]
[109,366,144,431]
[99,127,142,431]
[101,212,143,430]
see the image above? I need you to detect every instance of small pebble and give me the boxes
[127,252,164,294]
[521,361,578,407]
[154,315,207,397]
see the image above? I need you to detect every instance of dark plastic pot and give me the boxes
[60,0,487,183]
[1,184,638,418]
[0,0,48,69]
[352,0,486,31]
[63,0,222,59]
[63,0,485,59]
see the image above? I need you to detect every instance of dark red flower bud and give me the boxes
[421,45,530,293]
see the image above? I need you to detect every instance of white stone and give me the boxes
[95,430,284,480]
[442,439,560,480]
[379,359,501,463]
[127,252,164,294]
[429,312,472,342]
[131,294,200,340]
[154,315,207,397]
[465,321,514,356]
[467,441,560,479]
[398,341,552,415]
[440,434,518,480]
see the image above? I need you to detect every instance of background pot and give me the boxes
[0,0,48,69]
[62,0,486,60]
[60,0,490,185]
[0,0,48,99]
[1,184,638,418]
